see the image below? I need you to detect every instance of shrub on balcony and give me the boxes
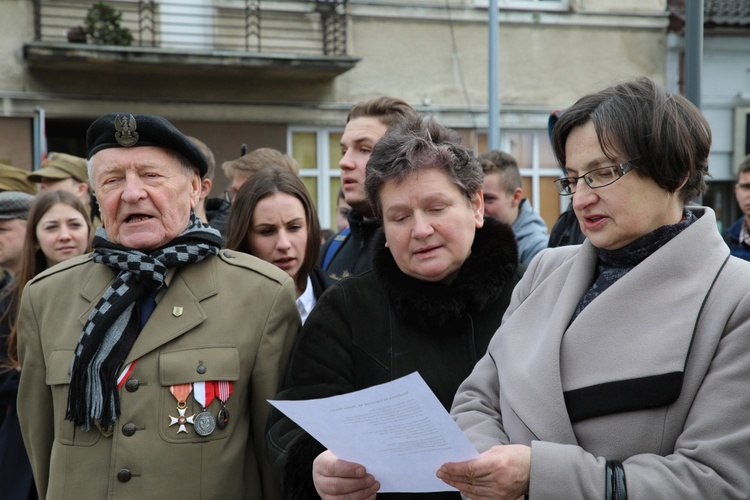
[84,2,134,46]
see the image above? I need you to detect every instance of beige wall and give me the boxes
[0,0,669,224]
[0,117,33,170]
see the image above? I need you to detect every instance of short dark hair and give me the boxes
[225,165,320,293]
[346,96,419,130]
[365,116,483,220]
[187,136,216,181]
[552,77,711,202]
[478,150,522,192]
[738,154,750,177]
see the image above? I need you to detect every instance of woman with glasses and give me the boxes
[437,77,750,499]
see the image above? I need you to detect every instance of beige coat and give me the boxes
[17,250,299,500]
[452,207,750,498]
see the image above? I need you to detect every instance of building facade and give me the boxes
[1,0,670,229]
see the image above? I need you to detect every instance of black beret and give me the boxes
[86,113,207,177]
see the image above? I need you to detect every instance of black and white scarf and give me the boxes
[66,212,222,431]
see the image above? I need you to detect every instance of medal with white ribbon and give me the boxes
[214,381,233,429]
[193,381,216,436]
[168,384,195,434]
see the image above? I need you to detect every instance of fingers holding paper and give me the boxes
[313,450,381,500]
[436,444,531,500]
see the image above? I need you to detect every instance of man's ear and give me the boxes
[199,178,212,201]
[511,187,523,208]
[77,181,91,199]
[189,172,202,209]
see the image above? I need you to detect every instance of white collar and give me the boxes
[296,275,315,324]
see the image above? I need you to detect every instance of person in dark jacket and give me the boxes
[225,165,332,323]
[187,135,231,241]
[319,96,419,278]
[723,154,750,261]
[547,109,586,248]
[2,190,92,500]
[266,116,523,499]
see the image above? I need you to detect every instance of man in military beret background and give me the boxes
[0,191,34,285]
[17,113,299,500]
[27,152,99,226]
[0,163,37,195]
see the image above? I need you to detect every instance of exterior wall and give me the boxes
[666,31,750,230]
[0,117,33,169]
[0,0,670,227]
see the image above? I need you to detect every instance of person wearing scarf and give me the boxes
[266,116,524,499]
[17,113,299,500]
[439,78,750,499]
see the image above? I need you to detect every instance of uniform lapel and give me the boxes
[125,257,217,364]
[77,262,116,327]
[76,257,218,363]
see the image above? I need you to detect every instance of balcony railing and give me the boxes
[32,0,348,57]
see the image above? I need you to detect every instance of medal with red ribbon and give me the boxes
[213,381,233,429]
[193,381,216,436]
[168,383,195,434]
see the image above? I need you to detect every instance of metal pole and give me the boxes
[684,0,703,109]
[32,107,46,171]
[488,0,499,151]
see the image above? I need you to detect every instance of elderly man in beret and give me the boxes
[17,113,299,500]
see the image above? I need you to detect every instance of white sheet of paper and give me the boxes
[268,371,479,493]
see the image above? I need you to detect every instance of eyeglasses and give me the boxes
[223,189,238,203]
[554,162,636,196]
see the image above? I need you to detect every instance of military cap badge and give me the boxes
[114,114,139,147]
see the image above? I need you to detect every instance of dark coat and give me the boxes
[548,203,585,248]
[0,276,37,500]
[205,197,231,241]
[722,216,750,261]
[309,266,334,301]
[267,218,523,499]
[318,210,381,279]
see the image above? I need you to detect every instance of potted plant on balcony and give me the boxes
[82,1,134,46]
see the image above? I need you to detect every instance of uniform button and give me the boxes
[196,364,207,374]
[117,469,131,482]
[125,379,139,392]
[122,423,136,436]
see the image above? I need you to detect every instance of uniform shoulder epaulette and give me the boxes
[30,253,94,284]
[216,249,290,285]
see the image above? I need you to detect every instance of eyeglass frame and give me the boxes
[554,162,636,196]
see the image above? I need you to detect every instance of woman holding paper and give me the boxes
[437,77,750,499]
[265,115,523,499]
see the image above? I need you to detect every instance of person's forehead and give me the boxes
[738,172,750,183]
[482,171,504,185]
[341,117,388,144]
[92,146,182,173]
[0,217,25,228]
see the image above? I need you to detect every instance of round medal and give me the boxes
[217,406,230,429]
[194,410,217,436]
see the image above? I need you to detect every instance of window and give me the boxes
[289,128,342,231]
[477,129,564,232]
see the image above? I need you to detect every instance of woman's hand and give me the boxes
[436,444,531,500]
[313,450,381,500]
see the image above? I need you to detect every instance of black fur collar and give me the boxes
[372,217,519,331]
